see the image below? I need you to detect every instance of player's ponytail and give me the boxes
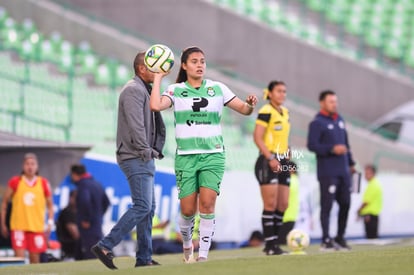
[176,46,204,83]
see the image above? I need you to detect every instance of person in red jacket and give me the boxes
[0,153,54,264]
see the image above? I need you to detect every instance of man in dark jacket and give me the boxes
[70,164,110,260]
[307,90,355,251]
[91,51,166,269]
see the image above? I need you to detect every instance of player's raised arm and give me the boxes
[150,73,172,112]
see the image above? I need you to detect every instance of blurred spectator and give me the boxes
[278,162,300,245]
[357,165,383,239]
[239,230,264,248]
[153,213,201,255]
[56,190,79,260]
[0,202,12,249]
[151,215,170,253]
[70,164,110,260]
[0,153,54,264]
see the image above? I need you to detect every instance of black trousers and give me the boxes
[364,215,379,239]
[319,176,351,240]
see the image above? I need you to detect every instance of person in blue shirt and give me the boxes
[307,90,355,251]
[70,164,110,260]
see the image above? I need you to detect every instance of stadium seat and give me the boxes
[0,78,21,113]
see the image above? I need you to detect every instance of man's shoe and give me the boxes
[264,245,288,255]
[135,259,161,267]
[320,238,338,252]
[91,244,118,270]
[334,237,351,251]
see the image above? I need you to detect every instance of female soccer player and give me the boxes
[150,46,257,262]
[253,80,291,255]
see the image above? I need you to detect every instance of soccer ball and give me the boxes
[286,229,310,252]
[144,44,174,73]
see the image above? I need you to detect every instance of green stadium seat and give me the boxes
[0,6,9,29]
[405,47,414,68]
[259,2,282,27]
[306,0,325,12]
[384,39,404,60]
[23,85,69,125]
[0,112,14,132]
[0,78,21,113]
[365,29,383,48]
[20,18,37,39]
[40,39,58,62]
[115,64,130,87]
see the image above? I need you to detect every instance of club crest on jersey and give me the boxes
[207,87,215,97]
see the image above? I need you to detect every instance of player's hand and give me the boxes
[245,94,258,108]
[332,144,347,155]
[153,70,170,79]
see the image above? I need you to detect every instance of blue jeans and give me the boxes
[99,158,156,264]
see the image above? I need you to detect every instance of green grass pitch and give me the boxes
[1,239,413,275]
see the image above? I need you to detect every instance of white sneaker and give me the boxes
[183,246,195,263]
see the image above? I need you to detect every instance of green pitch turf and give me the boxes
[1,239,414,275]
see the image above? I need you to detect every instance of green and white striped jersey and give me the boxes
[162,79,236,155]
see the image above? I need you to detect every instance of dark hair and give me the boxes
[71,164,87,175]
[133,52,146,75]
[365,164,377,174]
[69,189,77,198]
[319,90,336,101]
[249,230,264,242]
[176,46,204,83]
[268,80,286,92]
[266,80,286,100]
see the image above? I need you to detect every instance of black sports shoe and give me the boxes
[334,237,351,251]
[265,245,288,255]
[135,259,161,267]
[91,244,118,270]
[320,238,338,252]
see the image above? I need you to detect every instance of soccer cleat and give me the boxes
[334,237,351,251]
[320,238,338,252]
[183,246,195,263]
[196,257,208,262]
[264,245,288,255]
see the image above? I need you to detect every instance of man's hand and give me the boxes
[81,221,91,229]
[332,144,347,155]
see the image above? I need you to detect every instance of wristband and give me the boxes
[268,154,275,161]
[245,102,253,109]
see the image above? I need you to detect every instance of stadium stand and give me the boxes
[1,5,310,171]
[1,1,413,173]
[210,0,414,71]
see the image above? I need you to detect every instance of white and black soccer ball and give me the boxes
[286,229,310,252]
[144,44,174,73]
